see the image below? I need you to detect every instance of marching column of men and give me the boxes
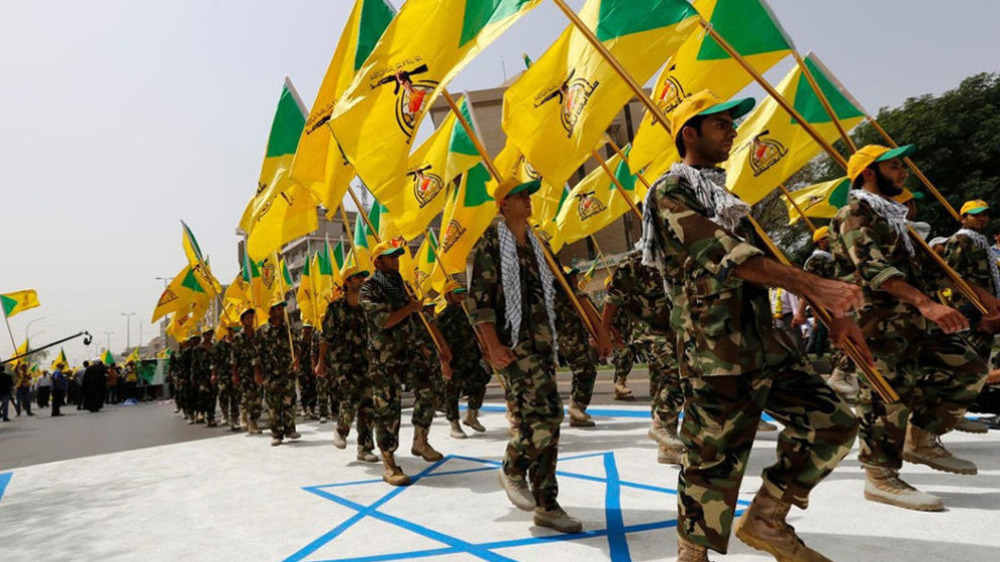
[160,93,1000,556]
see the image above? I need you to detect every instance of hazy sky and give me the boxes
[2,0,998,365]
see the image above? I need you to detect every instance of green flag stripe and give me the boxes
[463,164,494,207]
[697,0,793,61]
[264,86,308,158]
[792,56,864,124]
[333,242,345,268]
[829,178,851,208]
[354,0,396,72]
[460,0,534,48]
[181,269,206,293]
[596,0,697,42]
[1,295,16,316]
[449,97,479,156]
[612,147,636,191]
[182,221,204,261]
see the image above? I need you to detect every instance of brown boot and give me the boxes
[613,379,634,401]
[411,426,444,462]
[903,424,977,475]
[734,488,832,562]
[381,452,411,486]
[463,408,486,432]
[677,535,711,562]
[568,400,595,428]
[864,466,943,511]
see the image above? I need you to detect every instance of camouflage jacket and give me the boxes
[360,276,417,363]
[466,222,555,357]
[803,249,836,279]
[296,330,316,377]
[605,251,673,342]
[190,344,213,384]
[321,297,369,370]
[211,339,233,378]
[944,230,997,313]
[436,302,484,365]
[829,193,944,327]
[230,331,258,381]
[553,281,589,347]
[255,322,295,381]
[176,346,195,382]
[646,170,795,376]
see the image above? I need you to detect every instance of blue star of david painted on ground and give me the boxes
[288,450,749,562]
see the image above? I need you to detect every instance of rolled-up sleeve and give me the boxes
[465,232,499,326]
[836,209,905,291]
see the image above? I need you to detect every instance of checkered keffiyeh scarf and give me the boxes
[955,228,1000,297]
[497,220,557,352]
[851,189,915,256]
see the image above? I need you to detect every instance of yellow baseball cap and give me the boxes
[812,226,830,243]
[847,144,916,181]
[670,90,755,142]
[960,199,990,215]
[442,280,466,294]
[562,265,580,276]
[341,265,370,279]
[372,241,405,258]
[491,178,541,203]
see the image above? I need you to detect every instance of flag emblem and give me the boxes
[576,191,606,220]
[371,63,439,141]
[517,156,542,180]
[441,219,466,252]
[748,130,788,177]
[654,69,688,115]
[408,165,445,208]
[414,269,430,287]
[261,261,276,291]
[535,69,599,137]
[157,289,178,307]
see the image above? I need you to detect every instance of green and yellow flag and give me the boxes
[296,254,317,327]
[438,163,496,277]
[372,95,482,240]
[555,151,640,249]
[726,52,865,204]
[503,0,698,190]
[783,176,850,225]
[292,0,396,215]
[125,347,140,363]
[240,80,319,261]
[330,0,541,192]
[314,243,335,307]
[9,339,28,367]
[414,229,448,295]
[1,290,40,318]
[181,221,223,295]
[50,348,68,370]
[628,0,794,174]
[151,265,210,323]
[101,349,115,365]
[344,214,373,276]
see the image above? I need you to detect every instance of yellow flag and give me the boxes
[243,173,319,262]
[502,0,698,189]
[50,348,68,370]
[414,229,448,296]
[628,0,794,174]
[125,347,140,363]
[437,164,496,281]
[329,0,541,192]
[151,265,211,323]
[555,152,640,248]
[371,95,482,240]
[1,290,40,318]
[181,221,223,295]
[726,52,865,204]
[9,339,28,366]
[297,254,317,327]
[783,177,850,225]
[291,0,396,214]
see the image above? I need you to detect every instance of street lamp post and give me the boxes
[25,317,46,343]
[122,312,135,351]
[103,331,113,353]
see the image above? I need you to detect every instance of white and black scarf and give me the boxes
[371,270,408,309]
[955,228,1000,297]
[851,189,915,256]
[496,220,557,352]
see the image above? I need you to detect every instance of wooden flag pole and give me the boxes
[587,236,616,277]
[777,184,818,232]
[440,90,603,345]
[2,309,18,358]
[590,149,643,220]
[792,51,856,153]
[271,251,297,364]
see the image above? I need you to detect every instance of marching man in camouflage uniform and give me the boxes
[191,328,218,427]
[467,178,582,534]
[602,250,687,464]
[255,299,302,447]
[943,199,999,433]
[296,323,318,420]
[643,91,863,561]
[436,280,492,438]
[317,266,378,463]
[214,325,241,431]
[179,333,199,424]
[361,241,452,486]
[555,266,600,428]
[830,145,999,511]
[233,307,263,435]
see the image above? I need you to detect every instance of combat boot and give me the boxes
[533,505,582,534]
[953,417,988,434]
[248,419,263,435]
[286,430,301,440]
[357,447,379,463]
[411,426,444,462]
[498,469,535,511]
[657,443,684,465]
[463,408,486,432]
[449,419,467,439]
[568,400,595,428]
[903,424,977,475]
[734,488,832,561]
[757,418,779,432]
[677,536,712,562]
[333,429,347,449]
[613,379,633,401]
[271,436,283,447]
[864,466,943,511]
[381,452,411,486]
[647,419,683,448]
[827,369,859,400]
[240,411,248,427]
[206,418,218,428]
[230,419,241,432]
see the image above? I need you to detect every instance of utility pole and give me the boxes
[122,312,135,351]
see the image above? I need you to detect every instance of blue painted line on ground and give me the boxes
[473,403,777,423]
[0,472,11,506]
[603,452,630,561]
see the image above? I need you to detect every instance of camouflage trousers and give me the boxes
[240,376,263,421]
[335,364,374,451]
[370,360,405,453]
[636,335,682,430]
[182,378,197,419]
[315,374,338,419]
[444,357,492,421]
[195,378,217,421]
[500,351,563,510]
[859,330,987,470]
[560,332,598,408]
[217,380,230,419]
[222,379,241,424]
[174,379,190,413]
[407,354,439,430]
[298,372,316,413]
[266,376,297,439]
[612,345,634,385]
[677,361,857,554]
